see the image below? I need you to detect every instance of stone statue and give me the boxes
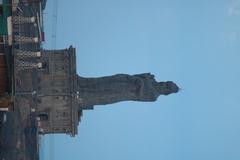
[77,73,179,107]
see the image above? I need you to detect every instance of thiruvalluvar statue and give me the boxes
[77,73,179,107]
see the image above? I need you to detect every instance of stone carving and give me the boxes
[77,73,179,107]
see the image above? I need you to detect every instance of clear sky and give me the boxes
[41,0,240,160]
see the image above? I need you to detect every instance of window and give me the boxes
[38,113,49,121]
[39,62,47,69]
[38,60,50,74]
[37,98,42,103]
[0,6,3,16]
[62,112,68,117]
[52,89,59,93]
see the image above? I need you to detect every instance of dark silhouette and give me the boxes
[77,73,179,107]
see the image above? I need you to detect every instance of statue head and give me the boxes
[157,81,179,95]
[134,74,179,98]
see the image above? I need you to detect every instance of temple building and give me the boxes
[35,47,80,136]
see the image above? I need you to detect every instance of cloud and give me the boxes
[228,0,240,16]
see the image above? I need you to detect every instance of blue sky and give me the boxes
[41,0,240,160]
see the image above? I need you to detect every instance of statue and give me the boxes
[77,73,179,107]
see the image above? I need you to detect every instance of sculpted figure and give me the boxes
[77,73,179,107]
